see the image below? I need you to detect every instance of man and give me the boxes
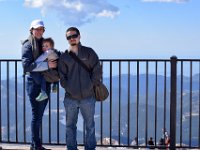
[58,27,102,150]
[21,19,57,150]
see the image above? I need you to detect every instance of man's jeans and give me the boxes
[26,75,49,148]
[64,96,96,150]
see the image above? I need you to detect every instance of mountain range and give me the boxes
[0,74,199,146]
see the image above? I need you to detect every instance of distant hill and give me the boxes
[0,74,199,146]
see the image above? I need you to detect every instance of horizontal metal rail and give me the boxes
[0,58,199,149]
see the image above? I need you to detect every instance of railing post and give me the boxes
[170,56,177,150]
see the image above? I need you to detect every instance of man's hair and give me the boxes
[43,37,54,48]
[66,27,80,35]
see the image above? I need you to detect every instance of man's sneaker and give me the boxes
[51,84,57,93]
[39,146,47,150]
[36,92,48,101]
[30,146,48,150]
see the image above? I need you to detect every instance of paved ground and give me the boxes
[0,143,137,150]
[1,143,199,150]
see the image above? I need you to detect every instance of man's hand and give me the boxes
[48,60,57,69]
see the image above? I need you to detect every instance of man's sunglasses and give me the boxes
[66,34,79,40]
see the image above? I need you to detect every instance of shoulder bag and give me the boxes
[69,51,109,101]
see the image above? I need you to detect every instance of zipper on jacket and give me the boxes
[78,64,83,98]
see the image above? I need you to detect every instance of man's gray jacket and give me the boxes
[58,45,102,100]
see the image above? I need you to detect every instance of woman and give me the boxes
[21,19,56,150]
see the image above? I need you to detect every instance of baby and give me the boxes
[34,37,59,101]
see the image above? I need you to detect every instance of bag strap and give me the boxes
[68,51,91,73]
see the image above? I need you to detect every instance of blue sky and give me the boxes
[0,0,200,59]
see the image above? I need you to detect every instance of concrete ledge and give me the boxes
[0,143,139,150]
[0,144,65,150]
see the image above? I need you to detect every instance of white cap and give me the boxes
[30,19,45,29]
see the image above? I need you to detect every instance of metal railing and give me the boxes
[0,57,200,149]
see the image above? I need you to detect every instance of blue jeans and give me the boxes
[64,96,96,150]
[26,75,50,148]
[32,72,47,94]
